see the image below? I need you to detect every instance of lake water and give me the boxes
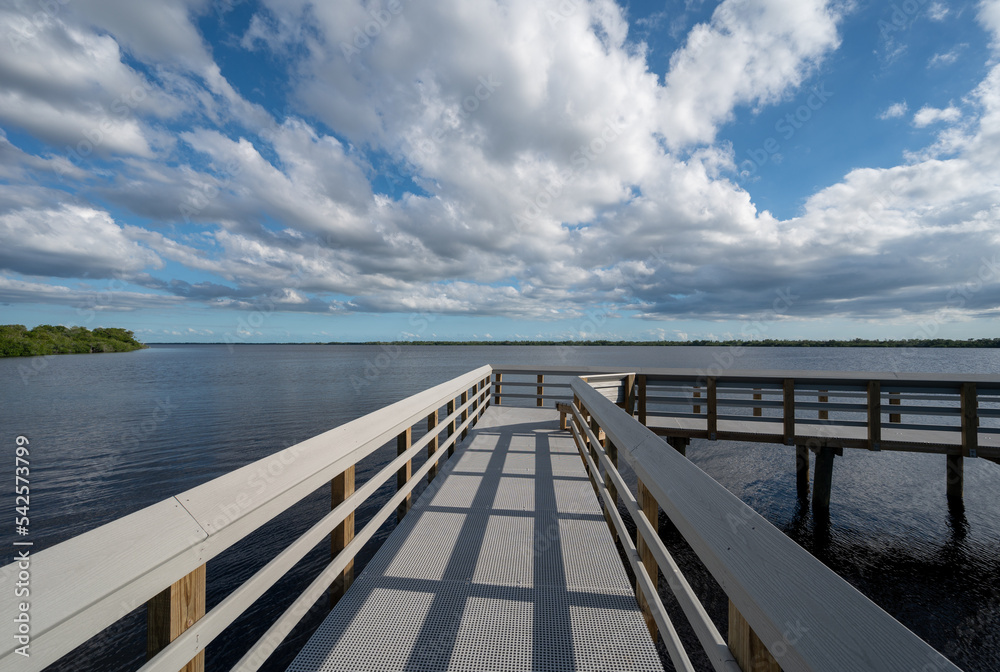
[2,344,998,671]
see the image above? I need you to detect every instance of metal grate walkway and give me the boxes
[287,405,665,672]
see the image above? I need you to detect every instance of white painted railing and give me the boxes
[0,366,492,672]
[568,373,964,672]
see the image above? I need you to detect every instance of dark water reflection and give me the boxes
[1,344,998,671]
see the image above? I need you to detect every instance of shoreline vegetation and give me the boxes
[0,325,147,357]
[151,338,1000,348]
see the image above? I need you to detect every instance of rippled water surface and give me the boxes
[1,345,998,671]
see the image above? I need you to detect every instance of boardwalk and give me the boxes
[287,406,664,672]
[1,365,975,672]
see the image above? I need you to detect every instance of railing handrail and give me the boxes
[570,375,963,672]
[492,364,1000,388]
[0,365,492,671]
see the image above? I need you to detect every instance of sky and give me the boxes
[1,0,999,343]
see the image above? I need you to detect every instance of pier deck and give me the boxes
[286,406,664,672]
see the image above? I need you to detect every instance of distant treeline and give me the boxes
[339,338,1000,348]
[0,324,147,357]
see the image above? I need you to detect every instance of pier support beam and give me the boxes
[946,455,964,501]
[147,564,206,672]
[330,466,355,605]
[796,446,809,500]
[812,446,837,511]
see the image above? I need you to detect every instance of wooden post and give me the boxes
[889,392,901,423]
[623,374,637,415]
[795,446,809,500]
[667,437,688,457]
[602,437,619,541]
[480,379,487,416]
[693,387,701,415]
[427,411,439,483]
[638,374,647,425]
[330,466,355,605]
[753,388,762,417]
[636,479,659,639]
[447,399,456,457]
[946,454,964,501]
[460,390,469,441]
[728,600,781,672]
[961,383,978,458]
[867,381,881,451]
[536,374,544,407]
[397,427,412,522]
[783,379,795,445]
[495,373,502,405]
[818,390,828,420]
[147,565,206,672]
[706,378,717,440]
[813,446,836,511]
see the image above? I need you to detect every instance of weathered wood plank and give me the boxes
[636,479,660,639]
[147,565,206,672]
[397,427,412,522]
[728,600,781,672]
[330,466,355,605]
[961,383,978,458]
[868,381,882,451]
[783,379,795,445]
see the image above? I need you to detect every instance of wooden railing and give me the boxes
[0,367,492,672]
[568,373,964,672]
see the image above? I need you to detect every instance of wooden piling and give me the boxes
[537,374,544,407]
[753,388,762,417]
[147,565,206,672]
[813,446,836,510]
[796,446,809,500]
[494,372,502,405]
[667,437,688,457]
[946,455,964,501]
[818,390,828,420]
